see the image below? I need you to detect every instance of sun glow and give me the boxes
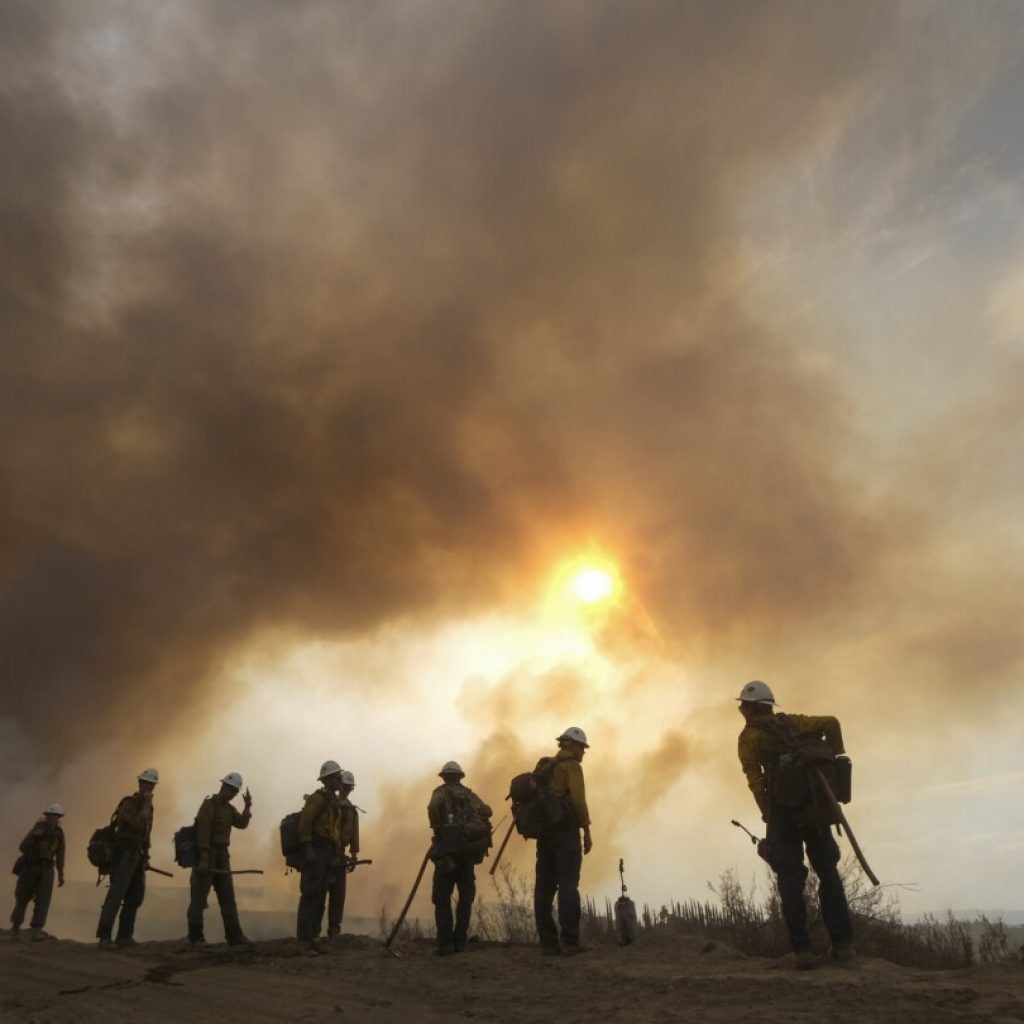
[549,554,622,616]
[573,566,615,604]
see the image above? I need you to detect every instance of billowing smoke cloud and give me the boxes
[4,0,1024,917]
[1,0,896,755]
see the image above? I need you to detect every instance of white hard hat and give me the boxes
[737,680,776,705]
[340,770,356,787]
[319,760,342,780]
[138,767,160,785]
[44,803,64,816]
[221,772,243,790]
[557,726,589,748]
[439,761,464,778]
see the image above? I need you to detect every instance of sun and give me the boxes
[572,566,615,604]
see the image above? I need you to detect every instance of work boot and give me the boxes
[227,935,252,948]
[98,938,118,951]
[30,928,48,942]
[794,950,819,971]
[189,936,207,945]
[539,943,561,956]
[831,943,857,963]
[10,927,20,942]
[299,939,325,957]
[116,937,139,948]
[561,943,592,957]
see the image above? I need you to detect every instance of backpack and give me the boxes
[760,714,850,824]
[280,792,335,869]
[280,811,304,869]
[173,825,198,868]
[432,786,493,864]
[87,809,119,879]
[509,757,566,839]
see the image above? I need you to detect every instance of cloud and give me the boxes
[4,0,1024,917]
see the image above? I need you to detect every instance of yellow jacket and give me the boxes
[194,796,250,851]
[550,749,590,828]
[298,789,342,845]
[339,797,360,854]
[114,793,154,847]
[738,712,845,815]
[19,822,65,871]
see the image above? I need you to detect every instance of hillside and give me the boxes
[2,930,1022,1024]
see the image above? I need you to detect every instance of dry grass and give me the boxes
[377,853,1024,970]
[627,858,1023,969]
[466,858,1024,969]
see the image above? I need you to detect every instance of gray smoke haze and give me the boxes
[4,0,1024,914]
[1,1,898,753]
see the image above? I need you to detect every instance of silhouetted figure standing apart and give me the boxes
[737,681,855,970]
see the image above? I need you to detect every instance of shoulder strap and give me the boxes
[110,795,132,829]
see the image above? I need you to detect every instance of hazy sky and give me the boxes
[2,0,1022,926]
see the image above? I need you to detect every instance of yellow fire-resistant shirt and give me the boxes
[738,712,845,815]
[339,796,360,855]
[550,749,591,828]
[19,822,65,871]
[194,796,251,851]
[298,789,342,845]
[114,793,154,847]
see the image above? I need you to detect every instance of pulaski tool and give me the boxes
[812,767,879,886]
[384,849,431,957]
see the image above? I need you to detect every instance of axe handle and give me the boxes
[813,767,880,886]
[384,849,431,949]
[210,868,264,875]
[488,818,517,877]
[145,865,174,878]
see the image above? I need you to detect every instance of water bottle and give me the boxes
[834,756,852,804]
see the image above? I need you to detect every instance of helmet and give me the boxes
[439,761,464,778]
[138,768,160,785]
[340,770,356,787]
[221,772,243,790]
[737,680,776,705]
[44,803,64,816]
[319,760,342,780]
[556,726,589,748]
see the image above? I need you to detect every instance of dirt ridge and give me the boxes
[1,932,1022,1024]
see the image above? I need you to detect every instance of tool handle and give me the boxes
[488,818,517,877]
[731,819,760,845]
[812,767,880,886]
[145,865,174,878]
[384,850,431,949]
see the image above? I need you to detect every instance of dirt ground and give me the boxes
[1,930,1023,1024]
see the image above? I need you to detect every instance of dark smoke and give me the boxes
[2,2,902,764]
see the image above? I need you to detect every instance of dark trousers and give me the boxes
[432,856,476,951]
[297,837,337,941]
[11,863,54,930]
[766,803,854,953]
[96,844,146,941]
[319,862,347,937]
[534,823,582,948]
[187,847,243,943]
